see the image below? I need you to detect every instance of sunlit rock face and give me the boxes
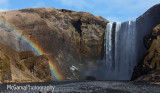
[0,8,108,80]
[19,51,52,81]
[0,42,51,84]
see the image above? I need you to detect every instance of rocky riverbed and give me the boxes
[0,81,160,93]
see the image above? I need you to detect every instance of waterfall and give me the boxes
[105,20,137,80]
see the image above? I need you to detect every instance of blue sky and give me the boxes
[0,0,159,22]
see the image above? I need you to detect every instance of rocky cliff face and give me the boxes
[0,43,51,84]
[132,24,160,82]
[132,3,160,83]
[136,4,160,64]
[1,4,160,83]
[0,8,108,80]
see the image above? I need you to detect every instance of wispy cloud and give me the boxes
[0,0,9,11]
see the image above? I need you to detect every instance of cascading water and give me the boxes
[105,20,137,80]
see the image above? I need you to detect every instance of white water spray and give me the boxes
[105,21,137,80]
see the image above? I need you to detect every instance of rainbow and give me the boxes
[0,19,64,80]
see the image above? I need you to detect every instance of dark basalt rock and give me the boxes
[132,24,160,83]
[130,4,160,83]
[136,3,160,63]
[143,33,154,49]
[86,76,97,80]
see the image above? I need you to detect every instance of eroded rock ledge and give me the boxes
[0,43,51,84]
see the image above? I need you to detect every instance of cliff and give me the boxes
[132,4,160,84]
[136,4,160,64]
[2,4,160,83]
[0,7,109,81]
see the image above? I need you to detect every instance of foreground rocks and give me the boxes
[135,71,160,84]
[0,43,51,84]
[1,81,160,93]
